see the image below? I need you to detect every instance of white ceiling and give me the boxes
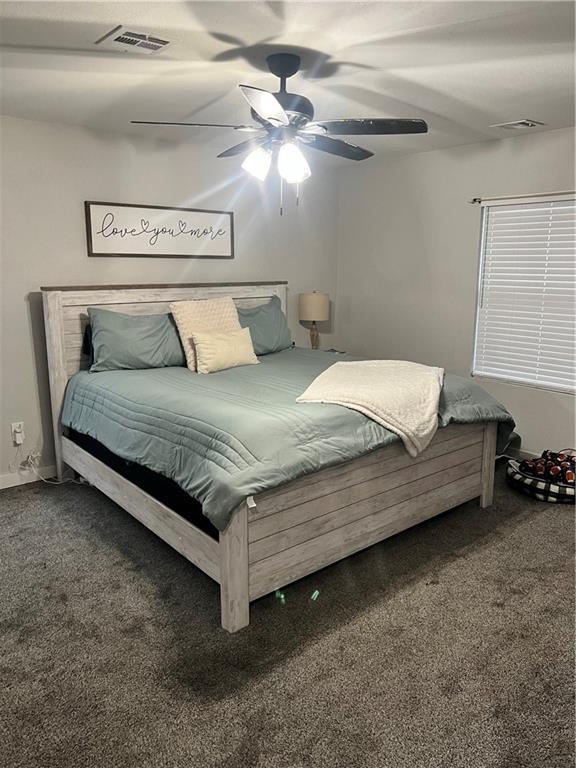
[0,1,574,159]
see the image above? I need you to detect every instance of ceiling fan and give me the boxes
[132,52,428,184]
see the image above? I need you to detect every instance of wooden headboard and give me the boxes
[41,281,288,477]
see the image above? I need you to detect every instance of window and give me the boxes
[473,195,575,393]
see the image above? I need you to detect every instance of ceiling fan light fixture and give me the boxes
[133,51,428,209]
[241,146,272,181]
[278,142,311,184]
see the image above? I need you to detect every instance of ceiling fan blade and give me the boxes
[298,134,373,161]
[303,118,428,135]
[131,120,260,132]
[239,85,289,127]
[217,137,268,158]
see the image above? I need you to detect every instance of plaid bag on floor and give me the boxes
[507,450,575,504]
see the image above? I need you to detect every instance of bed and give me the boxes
[42,282,512,632]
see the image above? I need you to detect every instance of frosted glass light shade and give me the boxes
[298,292,330,322]
[241,147,272,181]
[278,143,311,184]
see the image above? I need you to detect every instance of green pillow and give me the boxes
[88,307,185,372]
[237,295,292,356]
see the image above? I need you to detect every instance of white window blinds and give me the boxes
[473,195,576,393]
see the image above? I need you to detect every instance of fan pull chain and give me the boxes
[280,177,284,216]
[296,183,300,207]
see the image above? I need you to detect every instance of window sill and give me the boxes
[471,372,575,396]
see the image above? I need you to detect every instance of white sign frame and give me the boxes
[85,201,234,259]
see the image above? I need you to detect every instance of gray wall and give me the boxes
[334,127,575,454]
[0,116,338,481]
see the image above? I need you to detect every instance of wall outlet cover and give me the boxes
[11,421,25,445]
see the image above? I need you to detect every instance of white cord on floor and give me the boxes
[10,447,87,486]
[8,444,25,474]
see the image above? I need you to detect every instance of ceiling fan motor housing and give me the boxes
[251,91,314,127]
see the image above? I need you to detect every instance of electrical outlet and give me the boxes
[11,421,25,446]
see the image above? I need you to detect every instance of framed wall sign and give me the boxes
[85,201,234,259]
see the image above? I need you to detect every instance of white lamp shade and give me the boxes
[278,143,311,184]
[241,147,272,181]
[298,292,330,322]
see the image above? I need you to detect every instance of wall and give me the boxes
[0,115,339,484]
[334,127,575,455]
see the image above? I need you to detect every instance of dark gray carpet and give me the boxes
[1,465,573,768]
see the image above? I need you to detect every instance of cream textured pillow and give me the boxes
[192,327,259,374]
[170,296,241,371]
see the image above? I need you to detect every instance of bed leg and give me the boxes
[55,448,74,482]
[55,452,64,482]
[219,501,250,633]
[58,438,80,482]
[480,422,497,508]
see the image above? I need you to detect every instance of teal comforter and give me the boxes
[61,348,514,530]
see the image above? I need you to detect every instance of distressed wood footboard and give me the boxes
[220,422,497,632]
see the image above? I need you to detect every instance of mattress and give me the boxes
[61,347,515,530]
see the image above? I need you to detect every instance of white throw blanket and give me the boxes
[297,360,445,457]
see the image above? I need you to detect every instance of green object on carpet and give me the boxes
[1,466,573,768]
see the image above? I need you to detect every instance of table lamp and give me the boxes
[298,292,330,350]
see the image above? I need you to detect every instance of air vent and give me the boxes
[94,25,170,54]
[490,119,547,130]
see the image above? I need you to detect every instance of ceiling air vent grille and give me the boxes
[490,119,547,130]
[95,25,170,54]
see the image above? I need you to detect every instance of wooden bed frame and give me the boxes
[42,282,497,633]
